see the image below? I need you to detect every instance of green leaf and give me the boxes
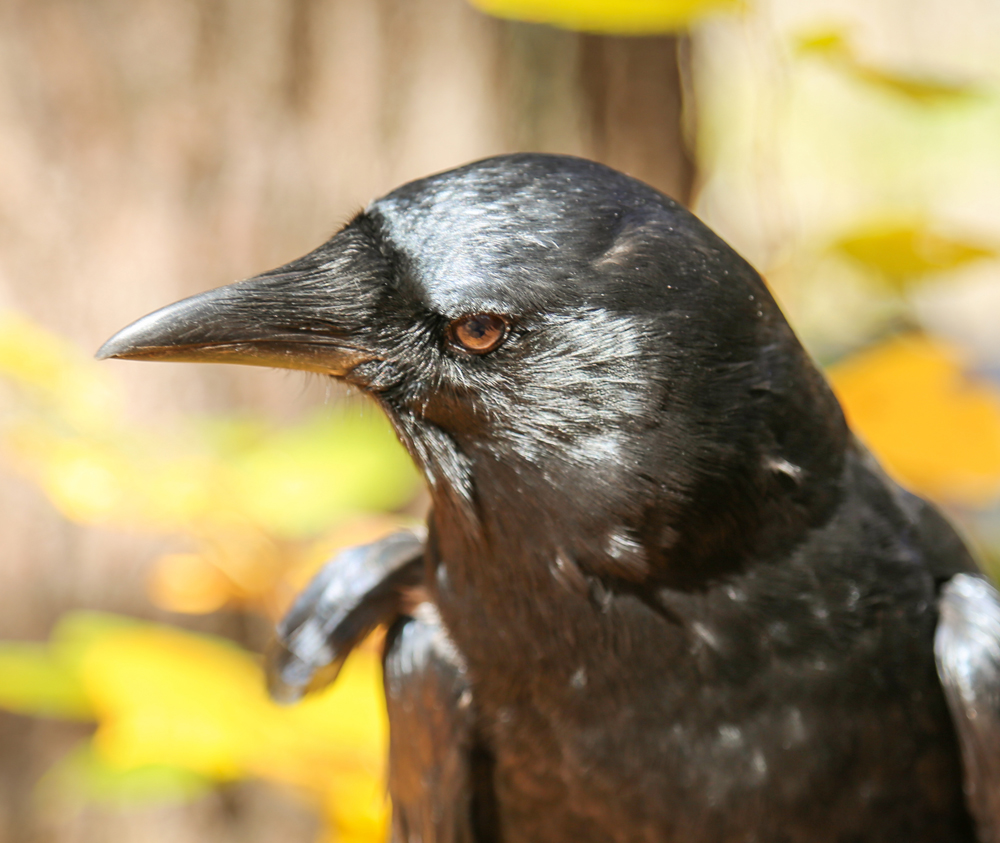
[222,410,420,539]
[38,743,212,807]
[467,0,740,34]
[0,642,93,720]
[0,614,153,722]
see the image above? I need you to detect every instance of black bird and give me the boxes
[98,154,1000,843]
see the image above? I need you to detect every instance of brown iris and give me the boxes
[448,313,509,355]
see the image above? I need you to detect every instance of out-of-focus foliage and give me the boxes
[0,311,417,840]
[0,311,420,619]
[0,643,92,721]
[831,220,998,293]
[3,3,1000,842]
[467,0,739,33]
[794,29,981,106]
[0,312,416,538]
[696,1,1000,358]
[830,334,1000,506]
[0,613,387,843]
[694,0,1000,581]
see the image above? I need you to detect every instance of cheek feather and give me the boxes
[489,309,654,472]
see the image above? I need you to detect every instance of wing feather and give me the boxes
[936,573,1000,843]
[384,605,486,843]
[267,528,425,701]
[265,529,490,841]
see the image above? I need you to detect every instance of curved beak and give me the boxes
[96,229,379,378]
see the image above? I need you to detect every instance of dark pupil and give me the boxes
[453,313,505,352]
[465,318,489,339]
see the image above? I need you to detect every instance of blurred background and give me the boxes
[1,0,999,841]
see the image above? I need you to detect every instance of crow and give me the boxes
[98,154,1000,842]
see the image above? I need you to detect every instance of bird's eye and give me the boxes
[447,314,509,355]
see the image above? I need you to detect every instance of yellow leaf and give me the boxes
[795,28,980,106]
[149,516,422,619]
[832,221,997,291]
[1,314,419,539]
[69,615,387,832]
[5,427,130,523]
[1,612,390,838]
[147,528,288,616]
[794,30,848,57]
[148,553,236,614]
[829,334,1000,505]
[467,0,740,33]
[141,455,219,525]
[852,67,980,107]
[319,774,390,843]
[0,311,119,430]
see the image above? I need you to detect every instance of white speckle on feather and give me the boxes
[717,725,743,748]
[782,707,807,748]
[692,621,721,652]
[765,455,803,481]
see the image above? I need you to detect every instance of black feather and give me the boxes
[99,153,991,842]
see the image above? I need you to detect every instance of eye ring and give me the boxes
[447,313,509,355]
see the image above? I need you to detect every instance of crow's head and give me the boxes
[99,154,848,586]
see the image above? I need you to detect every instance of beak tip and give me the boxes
[94,340,120,361]
[93,304,193,362]
[95,329,141,361]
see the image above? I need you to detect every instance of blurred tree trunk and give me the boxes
[0,2,692,842]
[500,27,694,202]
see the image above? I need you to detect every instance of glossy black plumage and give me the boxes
[98,154,1000,842]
